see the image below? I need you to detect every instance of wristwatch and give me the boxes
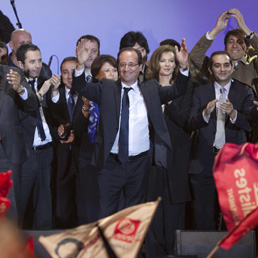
[245,31,254,39]
[82,105,90,112]
[17,85,25,95]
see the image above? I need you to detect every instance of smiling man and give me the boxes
[73,38,190,220]
[188,51,254,230]
[190,8,258,94]
[16,43,61,229]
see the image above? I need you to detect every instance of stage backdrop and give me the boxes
[2,0,258,74]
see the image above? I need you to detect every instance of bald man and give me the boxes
[8,29,52,78]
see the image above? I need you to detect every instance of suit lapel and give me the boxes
[228,80,237,105]
[208,83,217,129]
[114,80,122,122]
[139,82,152,118]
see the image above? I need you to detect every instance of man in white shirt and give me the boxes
[73,38,190,219]
[188,51,254,230]
[16,43,61,229]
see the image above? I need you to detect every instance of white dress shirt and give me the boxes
[111,81,150,156]
[28,78,52,146]
[203,80,237,123]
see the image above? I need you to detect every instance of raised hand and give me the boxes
[7,69,22,92]
[175,38,188,70]
[50,74,61,91]
[228,8,252,35]
[76,38,90,70]
[209,11,230,38]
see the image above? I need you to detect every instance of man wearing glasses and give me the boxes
[120,31,150,82]
[73,38,190,219]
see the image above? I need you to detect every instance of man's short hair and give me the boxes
[224,28,250,48]
[91,55,117,83]
[0,41,8,55]
[119,31,150,54]
[60,56,78,71]
[209,50,233,68]
[76,35,100,54]
[16,43,40,64]
[160,39,181,51]
[117,47,142,66]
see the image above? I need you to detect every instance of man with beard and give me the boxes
[16,43,60,229]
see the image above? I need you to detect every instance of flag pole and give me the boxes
[206,245,219,258]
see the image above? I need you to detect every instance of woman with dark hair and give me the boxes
[145,45,193,256]
[73,55,118,225]
[91,54,118,82]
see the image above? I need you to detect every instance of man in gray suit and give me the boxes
[0,64,37,221]
[73,38,190,219]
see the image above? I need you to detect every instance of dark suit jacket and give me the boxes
[0,65,38,164]
[19,75,59,157]
[72,72,189,169]
[164,80,194,203]
[188,80,254,175]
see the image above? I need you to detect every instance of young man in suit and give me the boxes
[16,43,61,229]
[73,38,190,219]
[50,56,79,228]
[8,29,52,78]
[188,51,254,230]
[0,64,37,222]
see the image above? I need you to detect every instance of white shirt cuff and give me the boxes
[51,92,60,103]
[74,68,84,77]
[206,31,215,40]
[179,69,189,77]
[19,88,28,100]
[202,110,210,123]
[230,111,237,124]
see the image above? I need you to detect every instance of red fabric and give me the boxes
[218,207,258,249]
[0,170,13,198]
[0,170,13,219]
[213,142,258,249]
[25,236,34,258]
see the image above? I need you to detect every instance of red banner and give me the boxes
[213,142,258,249]
[0,170,12,219]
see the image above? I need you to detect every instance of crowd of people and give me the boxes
[0,8,258,257]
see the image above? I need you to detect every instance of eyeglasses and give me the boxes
[119,63,139,68]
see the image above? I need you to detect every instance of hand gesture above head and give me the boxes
[175,38,188,70]
[228,8,252,36]
[76,39,90,70]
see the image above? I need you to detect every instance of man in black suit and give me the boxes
[73,38,190,219]
[188,51,254,230]
[49,56,79,228]
[16,43,61,229]
[0,64,37,221]
[120,31,150,82]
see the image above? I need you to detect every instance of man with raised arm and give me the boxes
[190,8,258,94]
[72,38,190,219]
